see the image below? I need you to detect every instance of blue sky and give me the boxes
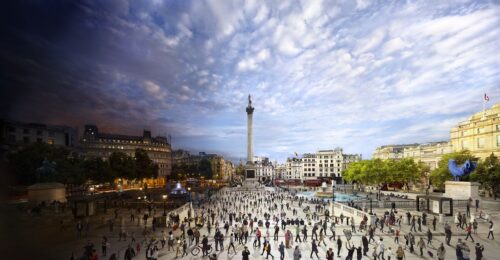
[1,0,499,163]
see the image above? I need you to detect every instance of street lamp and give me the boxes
[188,187,192,202]
[89,186,95,195]
[162,194,167,216]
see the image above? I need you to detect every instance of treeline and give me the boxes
[6,143,158,185]
[343,158,428,189]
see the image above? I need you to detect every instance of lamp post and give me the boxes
[162,194,167,216]
[369,198,373,215]
[188,187,192,203]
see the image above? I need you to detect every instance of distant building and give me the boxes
[0,119,77,153]
[450,103,500,159]
[403,141,452,170]
[253,156,275,180]
[372,144,419,160]
[171,149,233,180]
[285,148,362,183]
[80,124,172,178]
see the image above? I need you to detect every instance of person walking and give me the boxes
[362,235,369,256]
[417,237,426,257]
[242,246,250,260]
[475,243,484,260]
[437,243,446,260]
[278,241,285,260]
[309,239,319,259]
[293,246,301,260]
[377,238,385,260]
[264,240,274,260]
[395,246,405,260]
[228,233,236,254]
[427,229,433,246]
[465,223,475,242]
[337,236,342,256]
[487,220,494,240]
[432,216,437,231]
[326,248,334,260]
[394,229,400,244]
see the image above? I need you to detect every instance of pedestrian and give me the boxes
[242,246,250,260]
[377,238,385,260]
[326,248,334,260]
[228,233,236,254]
[362,235,369,256]
[264,239,274,260]
[279,241,285,260]
[386,247,392,260]
[310,239,319,258]
[356,246,362,260]
[475,243,484,260]
[487,220,494,240]
[437,243,446,260]
[394,229,400,244]
[417,237,426,257]
[293,246,301,260]
[427,229,433,246]
[465,223,475,242]
[101,236,108,257]
[337,236,342,256]
[395,246,405,260]
[432,216,437,231]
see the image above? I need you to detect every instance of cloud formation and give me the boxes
[1,0,499,163]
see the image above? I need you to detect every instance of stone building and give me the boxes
[80,124,172,179]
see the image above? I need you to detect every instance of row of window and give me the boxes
[94,138,168,146]
[461,136,500,149]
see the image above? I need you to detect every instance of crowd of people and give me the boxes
[72,184,494,260]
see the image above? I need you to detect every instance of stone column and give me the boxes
[246,95,254,165]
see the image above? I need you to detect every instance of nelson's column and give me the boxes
[245,94,256,180]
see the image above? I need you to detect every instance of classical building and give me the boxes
[171,149,233,181]
[80,124,172,179]
[253,156,275,181]
[284,148,362,182]
[403,141,452,170]
[285,157,303,180]
[372,144,419,160]
[450,103,500,159]
[0,119,77,153]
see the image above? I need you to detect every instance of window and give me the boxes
[497,136,500,147]
[23,137,30,143]
[8,135,15,142]
[23,129,29,134]
[477,138,485,148]
[49,131,55,137]
[477,128,485,134]
[8,127,15,132]
[36,138,42,143]
[497,125,500,131]
[462,140,468,149]
[37,130,43,136]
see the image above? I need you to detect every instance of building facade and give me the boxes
[80,124,172,178]
[0,119,77,153]
[284,148,362,182]
[253,156,275,180]
[450,103,500,159]
[403,141,452,170]
[372,144,419,160]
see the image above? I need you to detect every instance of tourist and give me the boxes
[279,241,285,260]
[394,229,400,244]
[337,236,342,256]
[432,216,437,231]
[346,243,356,260]
[362,235,369,256]
[465,223,475,242]
[326,248,334,260]
[437,243,446,260]
[417,237,426,256]
[293,246,301,260]
[377,238,385,260]
[242,246,250,260]
[310,239,319,258]
[395,246,405,260]
[427,229,433,246]
[356,246,362,260]
[487,220,494,240]
[475,243,484,260]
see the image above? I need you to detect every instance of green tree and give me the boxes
[429,150,477,189]
[54,155,86,185]
[470,153,500,200]
[389,158,423,190]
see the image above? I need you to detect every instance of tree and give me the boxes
[84,157,112,184]
[429,150,478,189]
[199,158,212,179]
[470,153,500,200]
[134,149,158,179]
[109,152,135,180]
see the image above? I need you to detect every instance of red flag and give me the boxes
[484,93,489,102]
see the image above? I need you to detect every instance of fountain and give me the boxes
[315,182,334,199]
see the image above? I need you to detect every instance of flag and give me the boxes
[484,93,489,102]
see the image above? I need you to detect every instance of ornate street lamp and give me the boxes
[188,187,192,202]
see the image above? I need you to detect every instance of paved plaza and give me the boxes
[4,183,500,260]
